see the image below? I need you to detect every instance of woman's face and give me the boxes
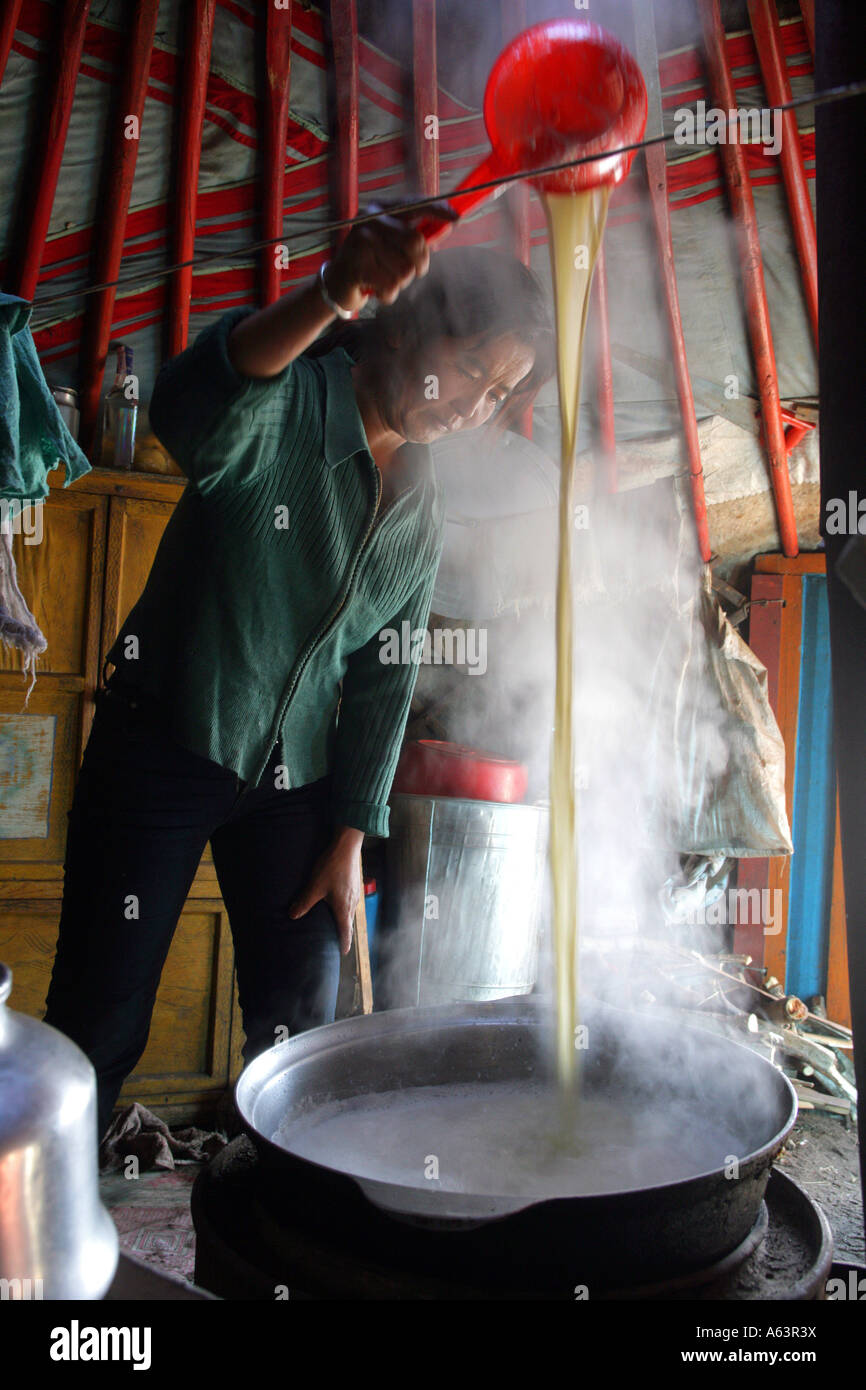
[384,332,535,444]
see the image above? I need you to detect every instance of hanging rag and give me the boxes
[0,291,91,698]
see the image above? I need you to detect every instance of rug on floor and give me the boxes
[100,1167,199,1283]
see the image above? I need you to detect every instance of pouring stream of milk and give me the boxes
[542,186,611,1098]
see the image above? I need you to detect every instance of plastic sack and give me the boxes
[649,569,793,858]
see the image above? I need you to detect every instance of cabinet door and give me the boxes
[100,493,175,665]
[117,899,238,1117]
[100,494,218,883]
[0,899,240,1122]
[0,487,106,876]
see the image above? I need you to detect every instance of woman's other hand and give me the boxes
[288,825,363,954]
[327,201,457,316]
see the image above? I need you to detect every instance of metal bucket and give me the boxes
[380,793,549,1007]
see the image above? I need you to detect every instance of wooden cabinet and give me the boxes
[0,468,237,1123]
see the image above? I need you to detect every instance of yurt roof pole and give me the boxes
[329,0,359,249]
[698,0,799,558]
[7,0,91,302]
[499,0,534,440]
[261,2,293,307]
[168,0,216,357]
[0,0,24,90]
[799,0,815,58]
[635,0,712,562]
[412,0,439,198]
[79,0,160,457]
[748,0,819,348]
[500,0,531,270]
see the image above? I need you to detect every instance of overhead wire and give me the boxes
[25,78,866,319]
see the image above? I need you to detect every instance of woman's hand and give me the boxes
[227,202,456,380]
[288,826,363,955]
[327,201,457,316]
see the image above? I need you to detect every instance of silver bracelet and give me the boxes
[318,262,353,320]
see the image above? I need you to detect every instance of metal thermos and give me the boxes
[100,344,138,469]
[51,386,80,441]
[0,964,118,1299]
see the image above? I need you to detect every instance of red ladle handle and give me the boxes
[413,151,506,243]
[358,152,506,295]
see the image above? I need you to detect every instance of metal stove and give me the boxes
[191,1136,834,1300]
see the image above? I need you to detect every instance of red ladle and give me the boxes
[416,19,648,241]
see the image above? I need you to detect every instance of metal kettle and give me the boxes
[0,963,118,1299]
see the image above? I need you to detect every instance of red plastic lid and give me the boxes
[415,740,518,765]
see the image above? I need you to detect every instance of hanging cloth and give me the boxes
[0,292,91,698]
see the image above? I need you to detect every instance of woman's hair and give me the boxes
[304,246,554,433]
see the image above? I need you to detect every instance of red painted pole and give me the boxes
[781,405,815,454]
[645,140,712,561]
[412,0,438,198]
[593,247,617,494]
[329,0,359,249]
[7,0,91,301]
[261,2,293,306]
[167,0,216,357]
[748,0,818,347]
[78,0,160,458]
[0,0,24,91]
[799,0,815,58]
[698,0,798,558]
[500,0,530,266]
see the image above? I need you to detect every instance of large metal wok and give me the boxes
[235,997,796,1289]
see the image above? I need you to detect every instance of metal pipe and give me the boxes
[6,0,91,301]
[698,0,799,557]
[748,0,818,347]
[261,2,293,306]
[412,0,438,198]
[78,1,160,457]
[329,0,359,248]
[0,0,24,91]
[167,0,216,357]
[645,141,712,560]
[593,247,617,494]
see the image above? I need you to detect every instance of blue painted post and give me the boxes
[786,576,837,999]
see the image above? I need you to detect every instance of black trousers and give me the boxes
[44,681,342,1139]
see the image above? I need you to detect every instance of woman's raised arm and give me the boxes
[227,210,442,379]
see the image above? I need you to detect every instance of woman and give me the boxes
[44,212,554,1138]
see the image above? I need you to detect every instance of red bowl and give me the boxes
[392,740,529,803]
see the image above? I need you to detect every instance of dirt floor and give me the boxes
[775,1108,864,1266]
